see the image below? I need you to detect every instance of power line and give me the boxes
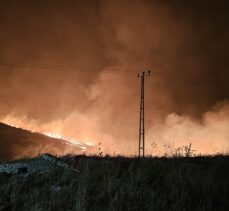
[0,61,135,72]
[0,61,103,71]
[0,61,163,76]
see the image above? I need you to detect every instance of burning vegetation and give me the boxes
[0,122,96,161]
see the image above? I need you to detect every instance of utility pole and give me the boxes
[138,70,150,157]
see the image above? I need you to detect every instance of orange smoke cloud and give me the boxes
[147,101,229,156]
[1,98,229,157]
[0,0,229,158]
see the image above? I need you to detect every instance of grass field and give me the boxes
[0,155,229,211]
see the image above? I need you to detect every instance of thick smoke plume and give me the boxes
[0,0,229,158]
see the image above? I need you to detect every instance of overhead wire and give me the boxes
[0,60,164,79]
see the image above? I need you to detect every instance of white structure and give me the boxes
[0,154,78,175]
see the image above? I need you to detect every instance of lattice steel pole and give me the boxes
[138,70,150,157]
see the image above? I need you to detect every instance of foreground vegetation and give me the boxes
[0,155,229,211]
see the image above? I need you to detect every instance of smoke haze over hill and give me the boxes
[0,0,229,158]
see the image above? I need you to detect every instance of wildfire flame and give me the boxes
[1,119,96,152]
[43,132,94,151]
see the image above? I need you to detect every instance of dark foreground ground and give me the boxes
[0,155,229,211]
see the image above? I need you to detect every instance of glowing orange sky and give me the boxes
[0,0,229,158]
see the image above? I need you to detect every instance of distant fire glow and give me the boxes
[1,104,229,157]
[0,117,96,154]
[43,132,95,150]
[0,0,229,161]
